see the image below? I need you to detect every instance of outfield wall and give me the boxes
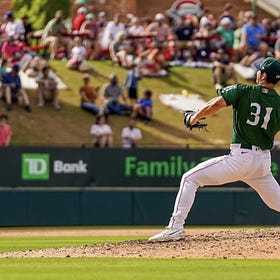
[0,147,280,226]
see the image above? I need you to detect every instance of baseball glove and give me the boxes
[184,110,208,131]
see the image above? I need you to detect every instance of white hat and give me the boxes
[155,13,164,21]
[220,17,232,26]
[77,7,87,14]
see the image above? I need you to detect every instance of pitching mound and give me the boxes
[1,227,280,259]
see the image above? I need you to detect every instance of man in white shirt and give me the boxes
[121,118,142,148]
[100,13,125,49]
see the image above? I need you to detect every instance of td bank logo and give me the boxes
[22,154,50,180]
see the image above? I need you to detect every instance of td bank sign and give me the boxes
[22,153,88,180]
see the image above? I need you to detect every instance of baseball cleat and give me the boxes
[148,228,186,242]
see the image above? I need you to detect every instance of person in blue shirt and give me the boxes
[239,13,266,58]
[132,89,153,123]
[2,64,31,112]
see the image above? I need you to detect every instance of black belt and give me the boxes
[240,144,262,151]
[231,143,263,151]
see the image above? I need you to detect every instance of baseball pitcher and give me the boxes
[149,57,280,242]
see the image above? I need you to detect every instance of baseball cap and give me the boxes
[77,7,87,14]
[259,57,280,84]
[86,13,94,20]
[220,17,232,26]
[155,13,164,21]
[5,11,13,19]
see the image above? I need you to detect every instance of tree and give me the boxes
[13,0,70,30]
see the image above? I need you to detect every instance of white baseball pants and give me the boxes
[168,144,280,230]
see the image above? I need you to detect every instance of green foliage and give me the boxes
[12,0,70,30]
[12,0,32,19]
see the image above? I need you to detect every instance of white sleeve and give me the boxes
[90,125,98,135]
[121,127,128,138]
[135,128,142,140]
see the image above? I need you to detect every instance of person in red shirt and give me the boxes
[0,114,12,147]
[73,7,87,31]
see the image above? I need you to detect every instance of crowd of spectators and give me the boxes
[0,3,280,147]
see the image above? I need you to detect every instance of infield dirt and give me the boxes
[0,227,280,259]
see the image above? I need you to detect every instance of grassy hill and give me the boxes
[2,60,279,148]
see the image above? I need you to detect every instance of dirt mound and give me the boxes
[1,227,280,259]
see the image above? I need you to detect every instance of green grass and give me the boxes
[0,258,280,280]
[3,60,280,148]
[0,236,143,253]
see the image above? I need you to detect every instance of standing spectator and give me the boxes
[100,13,125,50]
[144,13,170,46]
[132,89,153,123]
[42,10,72,59]
[36,66,60,110]
[121,118,142,148]
[66,36,93,72]
[4,11,25,41]
[217,17,234,49]
[102,73,132,116]
[125,65,141,106]
[72,7,87,31]
[2,64,31,112]
[0,114,12,147]
[80,13,99,60]
[79,73,100,115]
[90,114,113,148]
[219,2,236,29]
[21,15,33,45]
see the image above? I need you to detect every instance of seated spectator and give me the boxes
[66,36,93,72]
[239,13,266,58]
[240,41,269,75]
[211,48,238,90]
[132,89,153,123]
[90,114,113,148]
[2,64,31,112]
[79,73,100,115]
[121,118,142,148]
[110,31,136,68]
[137,45,169,77]
[22,55,49,78]
[36,66,60,110]
[0,58,8,98]
[0,114,12,147]
[80,13,99,60]
[275,37,280,61]
[173,15,196,61]
[42,10,72,59]
[1,36,26,64]
[72,6,87,31]
[102,73,132,116]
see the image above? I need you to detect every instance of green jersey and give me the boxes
[219,84,280,150]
